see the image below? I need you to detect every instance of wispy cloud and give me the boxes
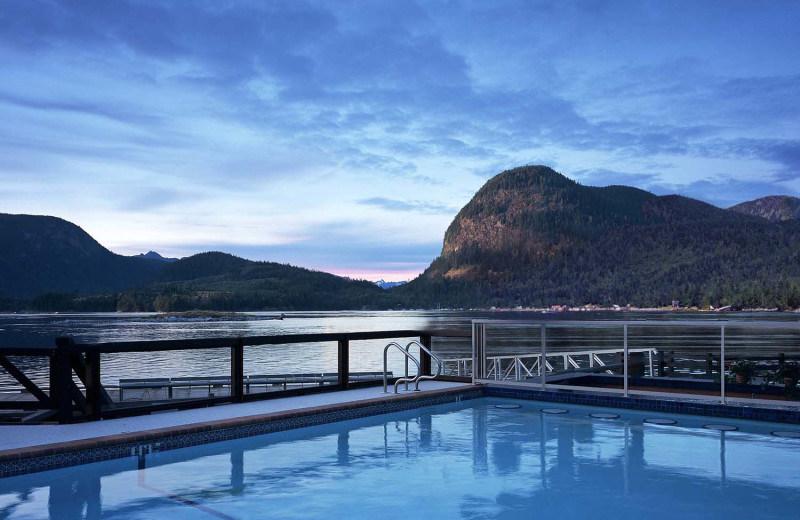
[572,169,660,189]
[358,197,457,215]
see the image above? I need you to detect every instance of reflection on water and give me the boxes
[2,310,799,391]
[2,399,800,519]
[0,310,476,390]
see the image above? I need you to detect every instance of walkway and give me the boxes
[0,381,469,452]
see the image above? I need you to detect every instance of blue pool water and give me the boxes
[2,398,800,519]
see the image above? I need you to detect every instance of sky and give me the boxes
[1,0,799,281]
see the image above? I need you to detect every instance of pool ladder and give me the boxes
[383,340,443,394]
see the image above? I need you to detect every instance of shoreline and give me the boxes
[1,307,799,317]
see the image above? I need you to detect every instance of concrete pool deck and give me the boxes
[0,381,471,452]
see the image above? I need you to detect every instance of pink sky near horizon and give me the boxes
[323,268,422,283]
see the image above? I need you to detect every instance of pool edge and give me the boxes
[484,384,800,424]
[0,385,483,478]
[4,383,799,478]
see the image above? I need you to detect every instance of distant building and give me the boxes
[672,300,680,308]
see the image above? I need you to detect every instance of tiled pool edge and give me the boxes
[484,384,800,424]
[0,386,483,478]
[4,384,798,478]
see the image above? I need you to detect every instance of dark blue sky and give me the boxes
[1,1,799,279]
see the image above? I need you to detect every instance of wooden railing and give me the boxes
[0,329,471,424]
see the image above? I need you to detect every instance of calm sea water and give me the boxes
[1,310,799,391]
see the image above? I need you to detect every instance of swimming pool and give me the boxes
[2,398,799,519]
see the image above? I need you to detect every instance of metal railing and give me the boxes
[444,348,656,381]
[0,329,470,424]
[382,340,445,394]
[407,340,444,387]
[442,358,472,377]
[471,319,800,407]
[383,342,421,394]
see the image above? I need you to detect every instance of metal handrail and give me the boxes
[383,342,421,394]
[405,340,443,390]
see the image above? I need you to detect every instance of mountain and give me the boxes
[0,214,163,299]
[1,215,388,311]
[396,166,800,309]
[375,279,407,290]
[134,251,179,262]
[729,195,800,222]
[9,170,800,312]
[118,252,389,311]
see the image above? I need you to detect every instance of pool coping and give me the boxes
[4,382,800,478]
[0,385,483,478]
[483,383,800,424]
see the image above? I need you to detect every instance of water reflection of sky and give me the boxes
[2,399,799,519]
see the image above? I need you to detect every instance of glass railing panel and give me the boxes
[723,324,800,405]
[543,323,626,393]
[481,323,545,386]
[432,335,472,378]
[625,324,722,401]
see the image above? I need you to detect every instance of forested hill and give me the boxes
[0,213,162,299]
[25,251,390,312]
[7,170,800,313]
[0,215,388,311]
[121,252,389,312]
[394,166,800,309]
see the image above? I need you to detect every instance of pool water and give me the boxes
[2,398,800,519]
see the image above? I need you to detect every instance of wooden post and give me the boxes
[338,337,350,390]
[231,338,244,403]
[629,352,645,377]
[54,337,74,424]
[419,334,432,376]
[84,350,101,420]
[49,352,58,410]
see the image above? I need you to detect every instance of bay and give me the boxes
[1,310,799,392]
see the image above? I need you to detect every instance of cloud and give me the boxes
[118,188,193,211]
[3,0,800,279]
[572,167,800,208]
[571,169,660,189]
[0,92,161,127]
[340,150,418,177]
[0,0,336,83]
[357,197,457,215]
[694,139,800,180]
[649,177,800,209]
